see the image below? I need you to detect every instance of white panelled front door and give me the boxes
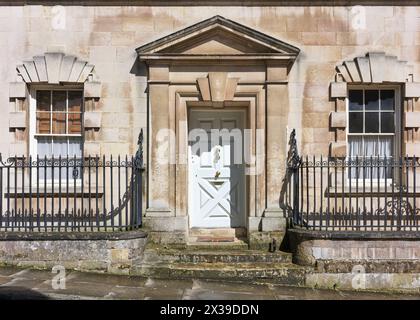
[188,110,246,228]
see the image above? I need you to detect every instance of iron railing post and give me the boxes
[134,129,144,228]
[287,129,301,226]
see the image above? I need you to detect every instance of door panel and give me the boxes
[188,110,246,228]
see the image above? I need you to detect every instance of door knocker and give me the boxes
[213,146,221,165]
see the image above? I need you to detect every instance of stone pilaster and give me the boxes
[264,61,290,231]
[145,64,173,216]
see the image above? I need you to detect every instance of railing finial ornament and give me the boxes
[134,129,144,170]
[287,129,301,170]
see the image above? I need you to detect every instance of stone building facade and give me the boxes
[1,1,420,247]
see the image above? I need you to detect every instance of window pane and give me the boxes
[363,136,379,156]
[52,91,66,112]
[68,113,82,134]
[52,137,68,156]
[37,137,52,157]
[68,138,82,157]
[381,113,395,133]
[349,90,363,111]
[36,91,50,111]
[365,90,379,110]
[378,136,393,157]
[365,112,379,133]
[68,91,83,112]
[381,90,395,111]
[36,112,51,134]
[37,137,53,179]
[349,112,363,133]
[348,136,363,157]
[348,136,364,179]
[52,112,66,134]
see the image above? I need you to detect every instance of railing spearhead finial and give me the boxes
[134,129,144,170]
[137,128,143,147]
[287,129,301,170]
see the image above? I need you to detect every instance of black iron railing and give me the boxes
[286,130,420,231]
[0,131,144,232]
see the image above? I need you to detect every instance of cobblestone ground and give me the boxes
[0,267,419,300]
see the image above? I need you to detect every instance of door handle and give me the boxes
[215,171,221,179]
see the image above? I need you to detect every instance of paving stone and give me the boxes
[190,279,273,296]
[0,267,419,300]
[143,277,193,290]
[0,278,49,289]
[34,280,116,298]
[0,275,12,285]
[10,269,56,281]
[182,288,274,300]
[65,271,147,287]
[104,285,148,300]
[0,266,23,277]
[143,293,185,300]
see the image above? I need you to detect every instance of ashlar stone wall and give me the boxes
[0,5,419,159]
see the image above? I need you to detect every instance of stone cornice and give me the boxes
[0,0,417,5]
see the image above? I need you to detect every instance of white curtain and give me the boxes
[37,137,52,158]
[53,138,68,157]
[68,138,82,157]
[348,136,393,179]
[37,137,83,180]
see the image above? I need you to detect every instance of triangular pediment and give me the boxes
[136,15,300,59]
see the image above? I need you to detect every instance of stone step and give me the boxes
[186,240,249,251]
[189,228,247,242]
[143,249,292,264]
[134,262,309,286]
[178,251,293,264]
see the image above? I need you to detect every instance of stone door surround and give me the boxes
[136,16,300,239]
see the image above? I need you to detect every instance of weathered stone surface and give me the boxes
[143,216,188,232]
[0,233,147,275]
[368,52,386,83]
[84,111,102,129]
[330,141,346,157]
[8,142,26,156]
[405,82,420,98]
[248,231,286,251]
[330,111,346,128]
[356,57,371,82]
[406,142,420,156]
[343,60,361,82]
[9,112,26,129]
[84,142,101,155]
[405,112,420,128]
[9,82,27,98]
[330,82,347,98]
[288,229,420,269]
[84,81,102,98]
[45,52,64,84]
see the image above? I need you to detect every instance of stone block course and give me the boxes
[301,32,336,45]
[90,32,112,46]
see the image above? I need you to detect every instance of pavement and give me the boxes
[0,267,419,300]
